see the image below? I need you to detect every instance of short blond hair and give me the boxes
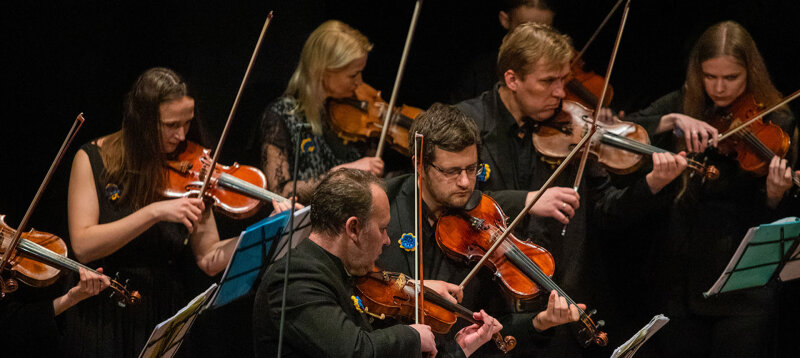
[497,22,573,82]
[285,20,372,135]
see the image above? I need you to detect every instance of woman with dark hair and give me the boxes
[62,67,237,357]
[626,21,797,356]
[260,20,384,204]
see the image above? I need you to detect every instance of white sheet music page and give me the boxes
[611,314,669,358]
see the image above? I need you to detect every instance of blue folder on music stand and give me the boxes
[209,206,311,309]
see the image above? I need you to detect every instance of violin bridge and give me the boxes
[395,274,407,290]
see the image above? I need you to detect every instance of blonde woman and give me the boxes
[260,20,384,203]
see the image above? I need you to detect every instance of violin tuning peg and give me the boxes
[596,320,605,328]
[588,308,597,317]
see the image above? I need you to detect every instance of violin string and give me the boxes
[741,129,778,161]
[2,228,109,279]
[484,225,586,315]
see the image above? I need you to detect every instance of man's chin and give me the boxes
[446,195,470,209]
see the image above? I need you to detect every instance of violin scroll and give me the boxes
[577,308,608,347]
[109,272,141,307]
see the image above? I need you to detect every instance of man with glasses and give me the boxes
[454,23,688,356]
[377,103,584,357]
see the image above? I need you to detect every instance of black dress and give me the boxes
[60,142,193,358]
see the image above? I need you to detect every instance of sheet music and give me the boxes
[271,206,311,260]
[611,314,669,358]
[139,284,218,358]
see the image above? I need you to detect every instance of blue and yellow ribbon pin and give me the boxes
[398,233,416,252]
[105,183,120,202]
[351,295,365,313]
[477,163,491,182]
[301,137,316,153]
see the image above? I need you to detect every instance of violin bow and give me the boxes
[571,0,626,67]
[374,0,424,159]
[192,12,274,211]
[414,132,425,325]
[181,11,273,245]
[459,0,633,290]
[0,113,85,296]
[562,0,632,236]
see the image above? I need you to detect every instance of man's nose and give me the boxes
[553,79,566,98]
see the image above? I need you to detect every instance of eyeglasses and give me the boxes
[429,162,481,180]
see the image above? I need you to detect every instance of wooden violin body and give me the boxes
[566,59,614,109]
[0,215,63,288]
[708,93,792,177]
[436,195,555,300]
[354,269,517,353]
[435,194,608,347]
[0,215,140,306]
[327,83,422,156]
[534,101,719,179]
[355,269,456,334]
[534,101,648,175]
[165,141,285,219]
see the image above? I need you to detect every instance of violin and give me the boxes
[0,215,140,306]
[164,141,288,219]
[435,194,608,347]
[708,92,797,185]
[566,58,614,109]
[533,101,720,179]
[327,83,423,156]
[354,268,517,353]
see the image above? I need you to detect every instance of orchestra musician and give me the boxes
[252,168,504,357]
[453,22,688,355]
[259,20,385,203]
[623,21,797,357]
[61,67,238,357]
[452,0,555,103]
[377,103,586,357]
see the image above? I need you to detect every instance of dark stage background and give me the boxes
[2,1,799,356]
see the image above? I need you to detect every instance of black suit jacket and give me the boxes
[253,239,421,358]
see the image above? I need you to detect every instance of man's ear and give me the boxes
[498,11,511,30]
[504,69,521,92]
[344,216,360,243]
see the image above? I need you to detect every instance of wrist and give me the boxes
[532,313,548,332]
[63,290,81,307]
[645,173,663,195]
[657,114,675,134]
[145,202,160,221]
